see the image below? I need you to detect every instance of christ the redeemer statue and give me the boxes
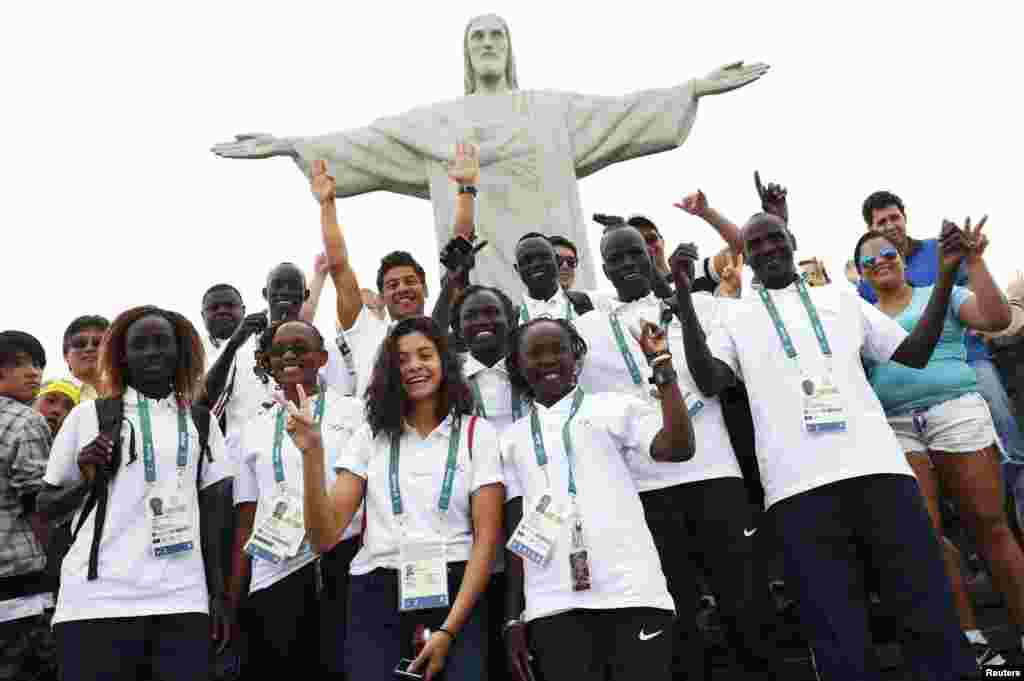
[211,14,768,297]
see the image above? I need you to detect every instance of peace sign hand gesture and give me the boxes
[718,251,745,298]
[962,215,990,263]
[630,319,670,362]
[275,385,322,455]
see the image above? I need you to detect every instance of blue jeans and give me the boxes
[971,358,1024,463]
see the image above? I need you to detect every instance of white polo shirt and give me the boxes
[461,354,523,435]
[576,292,742,492]
[336,413,504,576]
[212,335,276,441]
[44,388,234,624]
[707,281,914,508]
[501,389,674,622]
[520,287,577,322]
[231,389,365,594]
[334,306,392,400]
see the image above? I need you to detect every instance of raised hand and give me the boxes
[754,171,789,224]
[695,61,770,97]
[277,384,322,454]
[962,215,989,262]
[440,236,488,286]
[448,141,481,186]
[669,242,699,292]
[630,319,670,360]
[718,252,745,298]
[210,133,295,159]
[311,160,336,205]
[78,433,114,483]
[673,190,708,218]
[938,219,968,275]
[229,311,269,349]
[313,252,329,275]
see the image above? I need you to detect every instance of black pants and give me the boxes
[319,535,359,676]
[640,477,776,681]
[772,473,976,681]
[244,561,321,675]
[530,608,673,681]
[55,613,210,681]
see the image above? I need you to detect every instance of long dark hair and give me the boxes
[506,317,588,400]
[364,316,473,440]
[98,306,205,402]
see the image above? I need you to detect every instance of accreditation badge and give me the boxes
[147,481,196,559]
[801,375,848,433]
[244,487,307,565]
[568,511,591,592]
[507,494,567,568]
[398,538,449,611]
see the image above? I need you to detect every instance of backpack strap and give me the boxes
[80,397,125,581]
[190,404,213,488]
[467,415,479,461]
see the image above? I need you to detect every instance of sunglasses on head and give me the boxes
[267,343,315,358]
[859,247,899,270]
[557,255,578,269]
[69,336,102,351]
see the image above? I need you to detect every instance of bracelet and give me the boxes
[457,184,477,196]
[648,353,672,368]
[437,627,456,642]
[502,619,524,636]
[648,364,678,388]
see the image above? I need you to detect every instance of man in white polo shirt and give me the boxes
[515,233,593,321]
[575,224,774,680]
[674,212,977,680]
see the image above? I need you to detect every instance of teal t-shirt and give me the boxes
[867,285,976,415]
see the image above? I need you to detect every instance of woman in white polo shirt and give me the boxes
[42,306,234,681]
[227,319,365,675]
[501,317,695,681]
[288,316,504,681]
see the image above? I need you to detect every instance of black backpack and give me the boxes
[64,397,212,580]
[565,290,594,317]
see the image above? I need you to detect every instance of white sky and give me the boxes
[5,1,1023,380]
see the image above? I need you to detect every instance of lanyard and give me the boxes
[757,278,833,373]
[334,330,358,394]
[388,413,463,518]
[137,395,189,485]
[271,389,328,485]
[529,389,585,498]
[608,312,644,387]
[469,373,523,421]
[520,294,573,323]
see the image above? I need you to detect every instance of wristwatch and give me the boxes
[458,184,478,196]
[648,364,678,388]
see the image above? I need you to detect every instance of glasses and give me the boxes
[69,336,103,351]
[859,247,899,270]
[557,256,578,269]
[267,344,314,358]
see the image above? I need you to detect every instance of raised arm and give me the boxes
[891,221,967,368]
[955,218,1011,332]
[300,253,330,324]
[673,189,744,254]
[631,321,696,461]
[312,161,364,332]
[670,245,737,395]
[201,312,268,409]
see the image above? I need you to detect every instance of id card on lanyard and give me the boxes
[520,296,574,323]
[391,414,462,611]
[757,280,848,433]
[506,390,590,591]
[138,397,196,558]
[245,390,327,564]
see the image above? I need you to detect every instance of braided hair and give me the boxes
[506,317,588,400]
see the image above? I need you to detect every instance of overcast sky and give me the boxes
[6,1,1022,380]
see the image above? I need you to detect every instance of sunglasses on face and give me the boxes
[557,256,578,269]
[859,247,899,270]
[69,336,102,351]
[267,344,314,358]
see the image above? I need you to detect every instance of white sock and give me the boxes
[965,629,987,645]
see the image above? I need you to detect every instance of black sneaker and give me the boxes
[973,642,1006,667]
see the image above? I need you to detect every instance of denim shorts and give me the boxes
[888,392,1000,455]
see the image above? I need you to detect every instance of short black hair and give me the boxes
[202,283,244,305]
[862,191,906,226]
[376,251,426,293]
[0,330,46,370]
[63,315,110,354]
[506,318,588,400]
[547,235,578,257]
[254,318,326,386]
[450,285,519,340]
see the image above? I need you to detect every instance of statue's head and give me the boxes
[464,14,519,94]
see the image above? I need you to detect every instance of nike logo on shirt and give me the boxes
[743,528,757,537]
[638,628,664,641]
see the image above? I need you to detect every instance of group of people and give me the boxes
[4,136,1024,681]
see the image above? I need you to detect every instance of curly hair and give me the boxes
[449,285,518,341]
[364,316,473,440]
[254,319,326,386]
[506,317,588,400]
[98,306,205,402]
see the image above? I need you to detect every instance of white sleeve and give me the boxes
[43,402,92,487]
[604,393,662,463]
[499,425,524,502]
[335,423,374,479]
[231,429,259,505]
[858,298,909,363]
[467,418,504,495]
[706,320,742,381]
[200,418,234,490]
